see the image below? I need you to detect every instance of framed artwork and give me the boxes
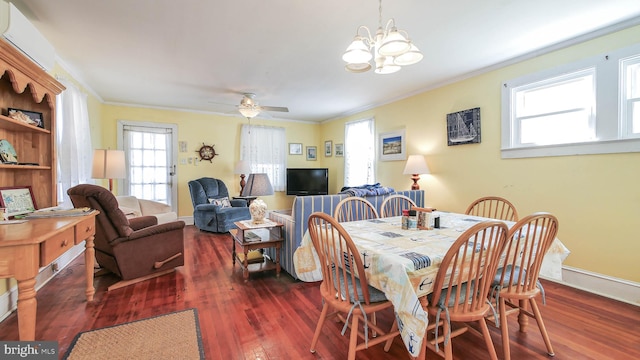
[324,140,332,157]
[8,108,44,129]
[447,107,481,146]
[289,143,303,155]
[335,143,344,157]
[0,186,37,217]
[379,129,406,161]
[306,146,317,161]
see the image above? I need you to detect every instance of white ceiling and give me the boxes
[11,0,640,122]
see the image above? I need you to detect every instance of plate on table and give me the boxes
[0,139,18,163]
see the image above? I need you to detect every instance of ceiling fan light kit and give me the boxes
[237,93,289,119]
[342,0,423,74]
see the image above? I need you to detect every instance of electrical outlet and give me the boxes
[180,158,187,165]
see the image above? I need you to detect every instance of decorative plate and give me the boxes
[0,139,17,163]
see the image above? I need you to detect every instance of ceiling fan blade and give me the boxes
[260,106,289,112]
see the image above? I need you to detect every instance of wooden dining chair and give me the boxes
[424,220,509,360]
[488,212,559,360]
[380,194,417,217]
[465,196,519,221]
[307,212,400,360]
[334,197,379,222]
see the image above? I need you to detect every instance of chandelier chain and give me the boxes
[378,0,383,28]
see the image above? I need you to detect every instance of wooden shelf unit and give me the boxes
[0,40,65,209]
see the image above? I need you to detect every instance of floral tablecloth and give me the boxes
[293,211,570,357]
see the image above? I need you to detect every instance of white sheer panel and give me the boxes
[55,79,93,206]
[344,118,375,186]
[240,125,286,191]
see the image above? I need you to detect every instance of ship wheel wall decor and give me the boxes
[197,143,218,162]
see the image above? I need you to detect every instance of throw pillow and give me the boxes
[208,196,232,208]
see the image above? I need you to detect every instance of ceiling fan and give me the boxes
[237,93,289,119]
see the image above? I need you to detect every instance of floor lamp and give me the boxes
[92,149,126,192]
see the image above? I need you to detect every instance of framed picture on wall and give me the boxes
[379,129,406,161]
[306,146,317,161]
[289,143,303,155]
[324,141,332,157]
[446,107,481,146]
[335,143,344,157]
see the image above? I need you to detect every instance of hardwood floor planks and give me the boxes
[0,225,638,359]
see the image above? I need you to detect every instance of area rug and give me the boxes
[63,308,204,360]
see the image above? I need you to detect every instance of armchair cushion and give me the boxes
[189,177,251,232]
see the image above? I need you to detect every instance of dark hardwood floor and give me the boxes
[1,225,638,359]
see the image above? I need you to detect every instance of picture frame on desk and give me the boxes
[0,186,37,217]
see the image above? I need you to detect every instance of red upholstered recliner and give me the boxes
[67,184,185,291]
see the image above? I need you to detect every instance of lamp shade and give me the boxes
[403,155,430,175]
[241,173,274,197]
[234,160,250,174]
[91,149,126,179]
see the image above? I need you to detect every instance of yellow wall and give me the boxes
[321,25,640,283]
[99,105,321,213]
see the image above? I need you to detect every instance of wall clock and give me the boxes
[196,143,218,162]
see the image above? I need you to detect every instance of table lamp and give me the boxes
[241,173,274,224]
[403,155,430,190]
[234,160,251,196]
[91,149,126,192]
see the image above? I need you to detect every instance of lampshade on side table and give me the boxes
[241,173,274,224]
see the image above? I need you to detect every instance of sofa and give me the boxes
[267,190,424,279]
[116,195,178,224]
[188,177,251,233]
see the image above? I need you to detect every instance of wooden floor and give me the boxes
[1,225,638,359]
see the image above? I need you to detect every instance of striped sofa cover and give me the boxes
[267,190,424,280]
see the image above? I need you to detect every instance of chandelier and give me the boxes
[342,0,423,74]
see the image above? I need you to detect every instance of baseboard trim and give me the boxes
[0,242,86,323]
[179,215,194,225]
[544,266,640,306]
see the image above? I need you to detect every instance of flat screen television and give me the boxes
[286,168,329,196]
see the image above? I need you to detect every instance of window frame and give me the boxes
[501,42,640,159]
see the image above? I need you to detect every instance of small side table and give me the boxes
[230,219,284,282]
[233,196,257,206]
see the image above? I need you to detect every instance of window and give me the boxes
[240,125,286,191]
[621,55,640,137]
[502,42,640,158]
[344,118,375,186]
[56,78,93,205]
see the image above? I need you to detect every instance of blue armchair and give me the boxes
[188,177,251,232]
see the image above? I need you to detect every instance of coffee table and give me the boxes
[230,219,284,282]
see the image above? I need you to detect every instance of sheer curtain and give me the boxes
[55,78,93,206]
[240,124,286,191]
[344,118,375,187]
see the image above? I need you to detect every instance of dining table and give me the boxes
[293,211,570,359]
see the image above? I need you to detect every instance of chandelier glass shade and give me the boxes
[238,106,261,118]
[342,0,423,74]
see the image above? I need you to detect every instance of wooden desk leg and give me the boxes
[518,299,529,332]
[16,277,37,341]
[243,248,249,282]
[275,244,281,278]
[85,235,96,301]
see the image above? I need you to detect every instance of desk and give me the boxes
[294,212,569,358]
[0,213,98,340]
